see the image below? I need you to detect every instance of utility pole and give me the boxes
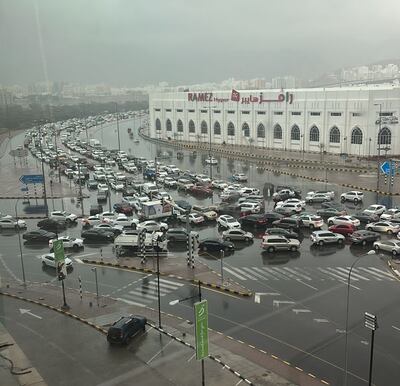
[374,103,382,192]
[37,125,49,217]
[77,162,84,217]
[116,103,121,151]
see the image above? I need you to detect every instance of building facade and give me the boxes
[149,85,400,157]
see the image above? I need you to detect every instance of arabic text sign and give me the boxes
[19,174,44,184]
[53,240,65,263]
[194,300,209,360]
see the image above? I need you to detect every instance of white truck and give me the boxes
[89,138,101,148]
[138,200,173,220]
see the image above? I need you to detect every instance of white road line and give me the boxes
[75,252,97,258]
[128,290,159,300]
[242,267,266,280]
[123,293,152,304]
[116,298,146,307]
[146,340,174,364]
[158,278,185,286]
[297,280,319,291]
[187,353,196,362]
[231,267,257,280]
[283,267,312,281]
[148,281,182,290]
[392,325,400,332]
[329,267,359,281]
[337,279,361,290]
[252,267,278,280]
[74,258,83,264]
[264,267,289,280]
[355,267,384,280]
[320,268,358,282]
[336,267,370,281]
[273,267,299,280]
[144,283,177,293]
[367,267,395,279]
[223,267,247,280]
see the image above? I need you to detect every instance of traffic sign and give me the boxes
[194,300,209,360]
[19,174,44,184]
[380,161,393,175]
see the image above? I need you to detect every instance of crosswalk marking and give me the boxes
[158,278,185,287]
[222,265,395,284]
[127,290,159,300]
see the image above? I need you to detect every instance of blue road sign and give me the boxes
[19,174,44,184]
[380,161,393,175]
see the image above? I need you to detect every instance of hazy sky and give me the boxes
[1,0,400,86]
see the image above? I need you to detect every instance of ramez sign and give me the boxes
[187,89,294,104]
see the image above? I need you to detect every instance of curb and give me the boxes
[0,290,254,385]
[387,260,400,279]
[81,259,252,297]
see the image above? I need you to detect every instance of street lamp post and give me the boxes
[364,312,378,386]
[37,125,49,217]
[343,250,376,386]
[374,103,382,192]
[15,198,26,287]
[152,234,162,329]
[91,267,99,306]
[170,281,205,386]
[116,103,121,152]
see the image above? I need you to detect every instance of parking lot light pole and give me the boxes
[374,103,382,192]
[343,250,376,386]
[14,198,26,287]
[152,234,162,329]
[364,312,378,386]
[91,267,99,306]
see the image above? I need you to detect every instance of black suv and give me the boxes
[107,315,147,344]
[272,217,301,232]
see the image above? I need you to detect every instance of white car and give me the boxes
[0,216,26,229]
[94,223,123,233]
[115,172,126,181]
[212,180,228,190]
[232,173,247,182]
[97,183,109,192]
[196,174,211,184]
[340,191,364,203]
[327,215,360,227]
[205,157,218,165]
[240,202,261,213]
[178,213,205,224]
[49,236,83,251]
[297,214,324,229]
[81,215,101,227]
[164,177,177,188]
[366,221,400,234]
[363,205,387,216]
[112,216,140,228]
[305,192,332,203]
[122,196,136,206]
[41,253,73,269]
[110,180,125,191]
[381,209,400,221]
[239,187,261,197]
[276,198,306,209]
[50,211,78,224]
[137,220,168,232]
[217,215,241,229]
[99,211,117,223]
[373,240,400,256]
[310,230,345,245]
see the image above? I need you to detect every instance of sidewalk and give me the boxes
[0,282,328,386]
[388,258,400,279]
[81,250,252,297]
[0,321,47,386]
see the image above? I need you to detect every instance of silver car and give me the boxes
[222,229,254,242]
[373,240,400,256]
[261,235,300,252]
[365,221,400,234]
[310,230,345,245]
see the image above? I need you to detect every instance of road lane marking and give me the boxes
[327,267,358,281]
[146,339,174,364]
[252,267,278,280]
[336,267,370,281]
[187,352,196,362]
[116,298,146,307]
[283,267,312,281]
[128,290,159,300]
[292,309,311,315]
[232,267,257,280]
[272,300,295,307]
[263,267,289,280]
[242,267,266,280]
[75,252,97,258]
[314,318,330,323]
[367,267,395,279]
[158,278,185,286]
[392,325,400,332]
[223,267,247,280]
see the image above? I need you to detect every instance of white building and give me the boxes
[149,85,400,157]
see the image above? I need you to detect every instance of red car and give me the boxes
[189,185,213,196]
[328,223,355,236]
[113,203,134,215]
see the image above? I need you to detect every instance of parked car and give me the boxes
[261,235,300,252]
[373,240,400,256]
[232,173,247,182]
[198,239,235,252]
[380,209,400,221]
[0,217,26,229]
[175,200,192,212]
[112,216,139,229]
[50,211,78,224]
[365,221,400,234]
[191,206,218,221]
[240,202,261,214]
[89,205,103,216]
[37,218,67,231]
[264,228,299,239]
[327,215,360,227]
[94,223,123,235]
[340,191,364,203]
[217,215,241,229]
[113,203,134,216]
[86,179,98,189]
[178,213,205,224]
[23,230,57,242]
[107,315,147,345]
[271,217,301,232]
[81,215,102,228]
[305,192,331,204]
[165,229,197,242]
[49,236,84,251]
[137,220,168,232]
[81,229,115,241]
[328,224,356,236]
[310,230,345,245]
[296,214,324,229]
[189,185,213,196]
[350,230,380,245]
[240,212,283,228]
[363,205,387,216]
[222,229,254,242]
[274,203,302,215]
[41,253,73,269]
[353,212,379,224]
[212,180,229,189]
[317,207,347,217]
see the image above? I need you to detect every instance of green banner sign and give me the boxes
[194,300,209,360]
[53,239,65,263]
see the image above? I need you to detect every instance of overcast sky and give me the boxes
[1,0,400,87]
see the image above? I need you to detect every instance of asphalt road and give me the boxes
[0,296,238,386]
[1,118,400,385]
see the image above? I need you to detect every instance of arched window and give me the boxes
[201,120,208,134]
[177,119,183,132]
[273,124,282,140]
[166,119,172,131]
[155,118,161,131]
[329,126,340,143]
[257,123,265,138]
[227,122,235,136]
[351,127,363,144]
[309,126,320,142]
[291,125,300,140]
[188,120,195,133]
[214,121,221,135]
[242,122,250,137]
[378,127,391,145]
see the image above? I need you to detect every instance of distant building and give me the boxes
[149,84,400,157]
